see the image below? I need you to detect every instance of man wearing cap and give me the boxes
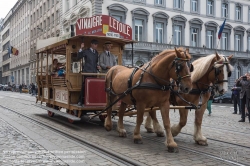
[99,41,117,73]
[76,39,101,106]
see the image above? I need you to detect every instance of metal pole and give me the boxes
[132,43,134,67]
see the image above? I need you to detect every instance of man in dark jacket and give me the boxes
[19,84,22,93]
[231,81,241,114]
[236,74,250,122]
[77,39,100,106]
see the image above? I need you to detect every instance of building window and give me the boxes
[135,19,143,41]
[153,12,169,44]
[205,21,218,49]
[172,15,186,45]
[131,8,149,41]
[248,36,250,51]
[221,33,228,50]
[189,18,203,47]
[191,28,198,47]
[234,26,245,51]
[207,31,214,49]
[248,7,250,23]
[236,6,241,20]
[235,35,241,51]
[207,0,214,15]
[156,23,163,43]
[222,3,228,18]
[66,0,69,11]
[174,25,182,45]
[174,0,182,9]
[191,0,198,12]
[236,66,241,79]
[107,4,128,23]
[155,0,163,5]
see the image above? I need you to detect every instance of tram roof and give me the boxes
[36,35,137,55]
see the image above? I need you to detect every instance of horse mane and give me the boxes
[151,48,189,63]
[191,54,216,83]
[191,54,234,83]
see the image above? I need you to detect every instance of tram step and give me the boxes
[34,104,81,121]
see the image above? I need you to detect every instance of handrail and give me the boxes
[81,73,106,76]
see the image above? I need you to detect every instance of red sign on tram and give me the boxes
[75,15,132,40]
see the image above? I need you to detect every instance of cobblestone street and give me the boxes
[0,91,250,166]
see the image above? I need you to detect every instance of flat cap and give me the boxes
[104,41,112,45]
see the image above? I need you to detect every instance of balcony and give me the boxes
[2,71,11,77]
[124,42,250,59]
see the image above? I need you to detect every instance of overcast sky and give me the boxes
[0,0,18,19]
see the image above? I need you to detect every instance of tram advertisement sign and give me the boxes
[75,15,132,40]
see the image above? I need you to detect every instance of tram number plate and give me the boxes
[55,89,68,104]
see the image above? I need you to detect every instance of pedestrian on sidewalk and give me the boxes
[31,83,36,96]
[19,84,22,94]
[236,73,250,122]
[207,85,215,116]
[231,80,241,114]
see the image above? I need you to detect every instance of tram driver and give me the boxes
[77,39,101,106]
[99,41,117,73]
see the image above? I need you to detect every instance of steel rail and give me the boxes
[0,105,145,166]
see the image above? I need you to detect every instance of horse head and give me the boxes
[170,48,193,94]
[210,53,233,94]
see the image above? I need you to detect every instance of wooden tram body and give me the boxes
[35,15,136,122]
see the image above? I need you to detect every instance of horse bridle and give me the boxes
[172,57,193,83]
[213,56,231,84]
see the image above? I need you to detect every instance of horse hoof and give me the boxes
[134,139,143,144]
[156,132,165,137]
[195,140,208,146]
[119,132,127,137]
[167,147,179,153]
[145,127,154,133]
[104,125,112,131]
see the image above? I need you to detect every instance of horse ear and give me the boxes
[185,48,189,54]
[228,54,233,60]
[215,52,221,61]
[175,47,181,58]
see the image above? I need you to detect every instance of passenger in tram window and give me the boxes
[49,58,65,76]
[236,73,250,123]
[99,41,117,73]
[76,39,101,106]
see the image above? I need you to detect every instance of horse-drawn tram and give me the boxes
[35,14,197,124]
[35,15,235,152]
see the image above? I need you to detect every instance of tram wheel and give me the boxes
[47,111,54,117]
[68,111,75,124]
[99,115,107,122]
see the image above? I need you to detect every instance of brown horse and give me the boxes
[144,53,233,146]
[104,48,193,152]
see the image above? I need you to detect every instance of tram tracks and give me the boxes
[1,93,250,165]
[0,105,144,166]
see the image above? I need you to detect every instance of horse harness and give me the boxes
[89,57,194,119]
[175,56,232,106]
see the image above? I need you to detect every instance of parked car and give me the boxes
[3,85,12,91]
[0,84,3,90]
[213,93,233,104]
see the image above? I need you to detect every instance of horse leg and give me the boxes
[133,104,145,144]
[144,112,154,133]
[160,102,178,153]
[104,95,115,131]
[116,102,127,137]
[149,111,164,137]
[171,108,188,137]
[193,104,207,146]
